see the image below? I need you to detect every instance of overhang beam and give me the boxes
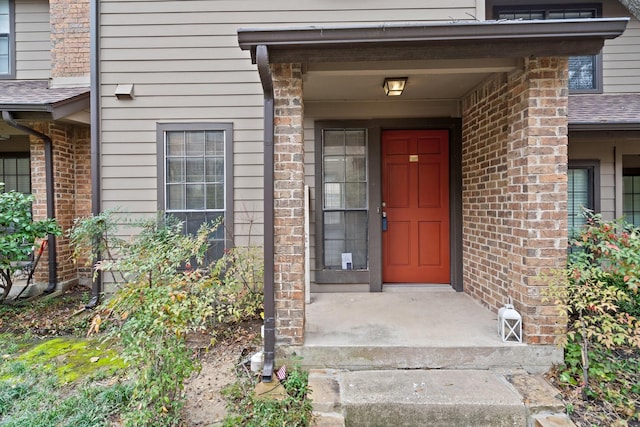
[238,18,629,64]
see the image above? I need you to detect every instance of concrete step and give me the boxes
[298,344,561,374]
[308,369,570,427]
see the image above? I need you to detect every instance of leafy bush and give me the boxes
[71,211,265,426]
[0,183,61,301]
[545,212,640,421]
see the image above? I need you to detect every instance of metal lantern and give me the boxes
[498,303,522,343]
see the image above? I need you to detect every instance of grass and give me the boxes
[222,366,314,427]
[0,334,132,427]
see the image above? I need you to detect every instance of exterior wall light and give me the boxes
[383,77,408,96]
[114,83,135,100]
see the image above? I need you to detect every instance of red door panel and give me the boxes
[382,130,450,283]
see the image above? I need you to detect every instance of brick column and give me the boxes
[30,123,90,288]
[506,57,569,344]
[272,63,305,345]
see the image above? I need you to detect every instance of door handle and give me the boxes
[382,211,388,231]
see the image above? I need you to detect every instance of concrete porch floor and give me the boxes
[294,287,562,373]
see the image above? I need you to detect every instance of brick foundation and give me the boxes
[462,57,569,344]
[272,63,305,345]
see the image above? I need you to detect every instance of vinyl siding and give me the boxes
[603,0,640,93]
[99,0,478,245]
[14,0,49,80]
[568,131,640,222]
[568,134,616,221]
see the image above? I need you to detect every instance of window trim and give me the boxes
[0,0,15,79]
[0,152,30,193]
[314,122,373,284]
[492,3,603,94]
[623,168,640,226]
[156,122,234,252]
[568,159,600,232]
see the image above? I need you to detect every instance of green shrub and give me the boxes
[71,211,265,426]
[545,212,640,421]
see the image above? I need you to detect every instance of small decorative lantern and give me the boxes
[498,303,522,343]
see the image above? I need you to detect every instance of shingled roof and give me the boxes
[569,94,640,129]
[0,80,89,119]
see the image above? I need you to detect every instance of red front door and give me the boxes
[382,130,450,283]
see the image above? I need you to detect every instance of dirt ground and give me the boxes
[181,325,260,426]
[0,285,261,427]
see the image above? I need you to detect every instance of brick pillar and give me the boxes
[272,63,305,345]
[50,0,90,78]
[30,123,89,288]
[506,57,569,344]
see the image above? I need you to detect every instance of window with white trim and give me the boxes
[157,123,233,264]
[0,0,13,78]
[0,154,30,193]
[494,4,602,93]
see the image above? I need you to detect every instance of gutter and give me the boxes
[256,44,276,383]
[238,18,628,63]
[1,110,58,293]
[86,0,101,309]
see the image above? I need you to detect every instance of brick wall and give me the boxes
[30,123,92,288]
[50,0,90,78]
[462,57,569,344]
[271,63,306,345]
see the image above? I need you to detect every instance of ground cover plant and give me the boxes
[1,210,311,426]
[545,213,640,425]
[222,365,314,426]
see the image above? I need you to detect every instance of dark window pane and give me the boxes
[206,157,224,182]
[205,131,224,155]
[206,183,224,210]
[166,132,185,156]
[186,158,204,182]
[186,184,205,209]
[166,158,184,183]
[186,131,205,156]
[166,184,184,210]
[569,56,595,90]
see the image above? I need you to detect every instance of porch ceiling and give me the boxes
[302,58,519,102]
[240,18,628,107]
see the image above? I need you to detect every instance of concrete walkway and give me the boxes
[309,368,575,427]
[295,289,572,426]
[295,289,562,373]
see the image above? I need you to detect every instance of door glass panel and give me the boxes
[324,157,345,182]
[345,182,366,209]
[322,128,368,270]
[324,130,345,155]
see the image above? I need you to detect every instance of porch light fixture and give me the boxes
[498,302,522,343]
[383,77,408,96]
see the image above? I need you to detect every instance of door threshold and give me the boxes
[382,284,452,292]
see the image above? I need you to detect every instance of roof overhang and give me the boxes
[0,81,90,122]
[238,18,629,64]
